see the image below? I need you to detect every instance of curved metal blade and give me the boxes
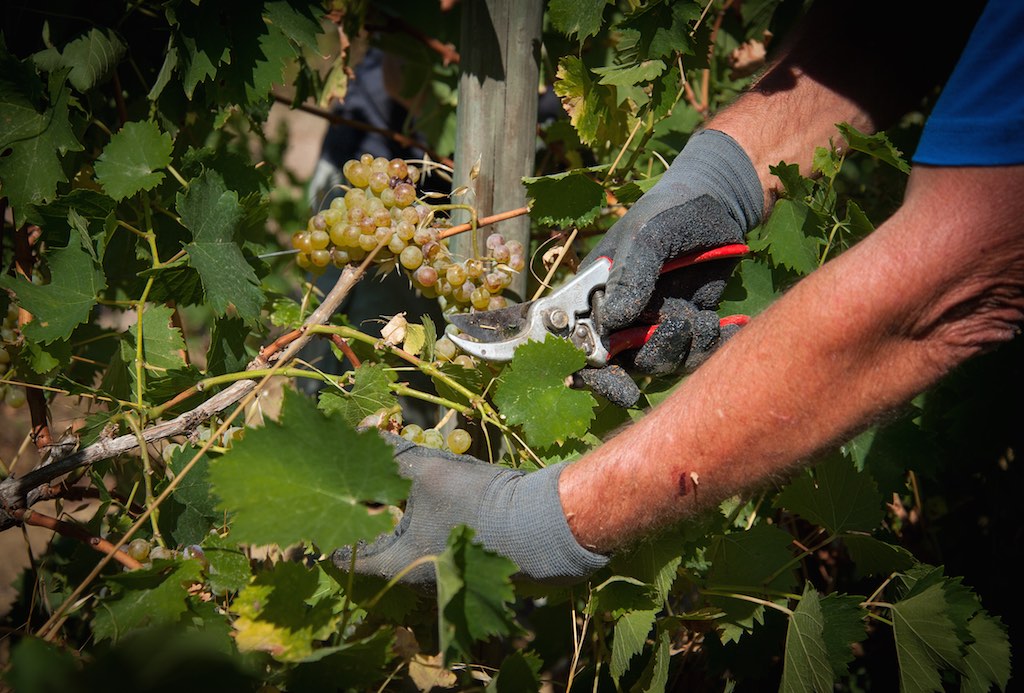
[446,301,535,342]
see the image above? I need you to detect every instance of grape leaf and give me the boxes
[775,455,884,535]
[486,651,543,693]
[609,536,683,603]
[209,388,409,550]
[0,62,82,222]
[820,593,867,677]
[836,122,910,174]
[749,199,821,275]
[523,166,607,228]
[219,12,296,107]
[161,444,219,547]
[554,56,625,148]
[202,533,252,596]
[92,559,204,642]
[264,0,324,48]
[168,0,231,98]
[781,584,832,693]
[719,257,777,317]
[33,28,125,92]
[706,524,797,643]
[178,170,265,323]
[437,526,518,662]
[631,627,671,693]
[205,316,252,377]
[588,576,659,619]
[548,0,612,41]
[127,304,187,372]
[285,630,394,691]
[317,363,398,429]
[93,121,172,201]
[841,534,915,577]
[611,608,657,681]
[593,59,666,87]
[231,560,339,662]
[0,232,105,344]
[619,2,702,61]
[961,611,1011,693]
[890,581,965,693]
[493,336,597,448]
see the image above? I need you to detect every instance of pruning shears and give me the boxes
[447,243,750,366]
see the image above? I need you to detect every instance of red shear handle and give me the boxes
[608,315,750,359]
[597,243,748,273]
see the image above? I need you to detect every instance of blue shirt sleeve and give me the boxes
[912,0,1024,166]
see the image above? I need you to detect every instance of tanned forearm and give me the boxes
[561,164,1024,554]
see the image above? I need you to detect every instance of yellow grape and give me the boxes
[447,429,472,454]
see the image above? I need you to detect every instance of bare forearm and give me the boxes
[560,165,1024,554]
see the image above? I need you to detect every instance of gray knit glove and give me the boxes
[577,130,763,406]
[332,436,607,587]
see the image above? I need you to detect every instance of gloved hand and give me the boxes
[577,129,764,406]
[333,435,608,587]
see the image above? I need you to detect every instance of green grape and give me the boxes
[345,188,367,208]
[149,546,175,561]
[446,263,467,286]
[447,429,472,454]
[292,231,312,253]
[310,249,331,267]
[400,245,424,270]
[1,347,11,364]
[492,244,510,263]
[407,165,421,184]
[332,248,351,267]
[296,252,312,269]
[393,183,416,207]
[422,241,442,261]
[359,234,378,251]
[435,336,457,361]
[396,220,416,241]
[453,354,475,369]
[506,240,524,256]
[470,287,491,310]
[509,253,525,272]
[488,295,508,311]
[360,153,374,166]
[182,545,210,570]
[400,423,424,443]
[414,265,438,287]
[347,207,367,224]
[486,233,505,250]
[342,224,361,246]
[465,258,484,278]
[329,196,347,212]
[372,210,392,227]
[387,158,409,180]
[483,272,503,293]
[388,234,407,254]
[400,206,420,225]
[380,187,396,208]
[311,213,327,231]
[422,429,444,449]
[309,229,330,250]
[5,388,26,408]
[329,223,347,246]
[127,538,151,562]
[369,171,390,194]
[413,227,436,246]
[371,156,389,173]
[323,208,344,227]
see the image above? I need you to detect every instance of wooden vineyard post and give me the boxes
[449,0,542,301]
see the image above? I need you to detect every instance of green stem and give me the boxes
[167,164,189,189]
[125,415,165,547]
[761,532,837,586]
[700,589,794,616]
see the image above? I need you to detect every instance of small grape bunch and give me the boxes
[289,154,526,313]
[399,423,473,455]
[0,303,25,409]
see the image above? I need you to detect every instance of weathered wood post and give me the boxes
[449,0,543,301]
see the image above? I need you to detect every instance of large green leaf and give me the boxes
[493,335,597,448]
[33,28,125,92]
[775,455,884,535]
[548,0,612,41]
[523,166,607,228]
[820,593,868,677]
[318,363,398,429]
[127,304,187,372]
[781,585,830,693]
[611,608,658,681]
[231,560,339,662]
[749,199,821,275]
[842,534,915,577]
[0,232,105,344]
[836,123,911,174]
[0,60,82,221]
[890,581,965,693]
[961,611,1011,693]
[486,651,543,693]
[178,170,264,323]
[92,559,204,642]
[437,526,518,663]
[209,388,409,550]
[94,121,173,201]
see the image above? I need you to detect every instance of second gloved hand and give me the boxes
[577,130,764,405]
[333,435,608,587]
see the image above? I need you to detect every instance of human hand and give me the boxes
[577,130,764,405]
[332,435,607,587]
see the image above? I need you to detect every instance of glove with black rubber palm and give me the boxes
[333,435,608,588]
[577,129,764,406]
